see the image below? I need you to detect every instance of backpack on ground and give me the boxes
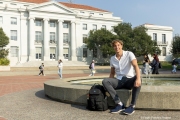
[86,83,108,111]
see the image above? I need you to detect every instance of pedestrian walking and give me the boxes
[89,60,95,76]
[172,63,177,74]
[39,63,45,76]
[57,59,63,79]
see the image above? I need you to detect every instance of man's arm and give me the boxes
[109,67,115,78]
[131,59,141,87]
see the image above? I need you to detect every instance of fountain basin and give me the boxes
[44,75,180,110]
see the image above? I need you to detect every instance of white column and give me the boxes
[28,17,35,61]
[58,20,64,60]
[71,21,77,61]
[43,18,49,60]
[75,22,82,57]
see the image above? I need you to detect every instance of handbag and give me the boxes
[159,62,162,68]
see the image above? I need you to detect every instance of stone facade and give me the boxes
[0,0,122,66]
[143,24,173,61]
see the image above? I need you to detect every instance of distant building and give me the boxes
[143,24,173,61]
[0,0,122,66]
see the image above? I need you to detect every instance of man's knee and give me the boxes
[102,78,110,86]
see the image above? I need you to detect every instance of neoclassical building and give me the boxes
[143,24,173,61]
[0,0,173,66]
[0,0,122,66]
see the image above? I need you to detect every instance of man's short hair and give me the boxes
[111,39,123,47]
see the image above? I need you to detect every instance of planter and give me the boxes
[0,66,10,71]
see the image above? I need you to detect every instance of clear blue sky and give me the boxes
[58,0,180,36]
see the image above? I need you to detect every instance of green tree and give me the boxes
[114,23,161,56]
[171,35,180,58]
[85,29,118,56]
[132,26,160,56]
[0,27,9,58]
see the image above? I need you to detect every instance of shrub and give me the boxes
[0,58,10,65]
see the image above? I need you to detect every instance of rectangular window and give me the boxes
[50,21,55,27]
[50,47,56,59]
[63,33,68,43]
[10,46,18,57]
[103,53,107,58]
[11,30,17,40]
[50,32,55,43]
[93,48,97,58]
[0,16,2,24]
[162,47,166,56]
[83,24,87,30]
[36,47,42,59]
[162,34,166,44]
[63,22,68,28]
[35,20,42,26]
[35,31,42,41]
[83,34,87,43]
[63,48,69,59]
[50,32,55,40]
[102,25,106,29]
[93,24,97,30]
[11,17,17,25]
[83,48,87,57]
[153,33,157,41]
[99,13,103,16]
[11,3,16,5]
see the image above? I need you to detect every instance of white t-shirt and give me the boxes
[58,62,63,68]
[110,51,136,80]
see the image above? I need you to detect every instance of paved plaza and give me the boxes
[0,68,180,120]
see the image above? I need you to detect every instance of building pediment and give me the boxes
[28,1,75,14]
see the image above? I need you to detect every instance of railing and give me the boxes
[49,40,56,44]
[35,40,42,44]
[156,41,168,45]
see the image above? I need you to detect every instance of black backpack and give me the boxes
[39,66,42,69]
[89,63,92,69]
[87,83,108,111]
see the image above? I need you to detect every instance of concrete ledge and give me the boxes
[0,66,10,71]
[44,76,180,110]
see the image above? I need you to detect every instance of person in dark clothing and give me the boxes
[151,54,159,74]
[39,63,45,76]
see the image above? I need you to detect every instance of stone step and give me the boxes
[13,61,88,67]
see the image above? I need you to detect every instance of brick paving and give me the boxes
[0,69,180,120]
[0,73,106,97]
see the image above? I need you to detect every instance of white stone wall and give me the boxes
[144,24,173,61]
[0,0,122,66]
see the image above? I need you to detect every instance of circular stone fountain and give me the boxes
[44,74,180,110]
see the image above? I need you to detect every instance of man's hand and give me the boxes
[134,78,141,87]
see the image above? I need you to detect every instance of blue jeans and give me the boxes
[58,68,62,78]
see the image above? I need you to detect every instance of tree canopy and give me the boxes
[0,28,9,58]
[171,35,180,58]
[114,23,161,56]
[85,22,161,57]
[85,28,118,56]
